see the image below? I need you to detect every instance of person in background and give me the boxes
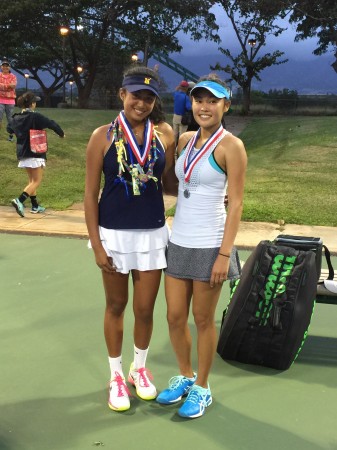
[84,65,177,413]
[156,74,247,419]
[186,81,199,132]
[0,58,17,142]
[9,91,65,217]
[172,80,192,146]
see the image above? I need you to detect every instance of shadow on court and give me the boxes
[1,234,336,450]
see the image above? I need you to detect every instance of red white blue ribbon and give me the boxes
[118,111,153,165]
[183,125,224,182]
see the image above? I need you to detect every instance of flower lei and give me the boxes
[108,114,159,196]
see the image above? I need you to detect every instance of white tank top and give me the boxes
[170,130,230,248]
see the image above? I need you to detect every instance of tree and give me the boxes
[212,0,288,114]
[0,0,134,107]
[119,0,219,65]
[284,1,337,54]
[0,0,219,108]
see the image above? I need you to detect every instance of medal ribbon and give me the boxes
[118,111,153,166]
[183,125,224,182]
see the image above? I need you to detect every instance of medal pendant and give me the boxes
[184,189,190,198]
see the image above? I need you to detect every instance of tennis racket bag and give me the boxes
[217,239,318,370]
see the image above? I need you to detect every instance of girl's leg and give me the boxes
[102,270,131,411]
[165,274,193,377]
[131,269,162,350]
[24,166,43,196]
[156,275,194,405]
[11,167,43,216]
[176,282,222,418]
[102,271,129,357]
[128,269,162,400]
[192,281,223,388]
[26,166,47,212]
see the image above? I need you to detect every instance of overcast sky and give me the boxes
[186,5,324,60]
[156,9,336,92]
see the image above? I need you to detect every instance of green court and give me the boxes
[1,234,337,450]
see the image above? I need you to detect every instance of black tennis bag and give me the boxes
[217,239,318,370]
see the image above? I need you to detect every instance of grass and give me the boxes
[241,116,337,226]
[1,110,336,226]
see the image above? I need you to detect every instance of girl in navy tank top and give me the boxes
[84,65,177,412]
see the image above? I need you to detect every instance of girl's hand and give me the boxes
[210,255,229,288]
[94,247,117,274]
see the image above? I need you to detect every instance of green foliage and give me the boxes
[0,0,219,107]
[287,0,337,54]
[265,88,299,109]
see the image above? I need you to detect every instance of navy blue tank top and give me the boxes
[99,136,166,229]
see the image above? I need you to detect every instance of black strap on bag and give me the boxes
[320,244,334,282]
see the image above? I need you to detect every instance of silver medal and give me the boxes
[184,189,190,198]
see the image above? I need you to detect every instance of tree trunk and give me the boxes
[143,10,154,66]
[43,93,52,107]
[77,70,97,108]
[242,84,251,115]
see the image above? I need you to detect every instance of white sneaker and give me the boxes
[108,371,130,411]
[128,362,157,400]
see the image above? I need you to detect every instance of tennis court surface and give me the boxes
[1,234,337,450]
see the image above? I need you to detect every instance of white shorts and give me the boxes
[18,158,46,168]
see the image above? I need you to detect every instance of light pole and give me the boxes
[131,53,138,63]
[248,38,257,60]
[24,73,29,91]
[76,65,83,75]
[59,26,69,104]
[69,80,74,107]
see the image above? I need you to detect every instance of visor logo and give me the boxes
[144,77,151,85]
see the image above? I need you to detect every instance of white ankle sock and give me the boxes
[108,356,123,380]
[133,345,149,369]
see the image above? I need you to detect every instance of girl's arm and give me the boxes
[158,121,179,196]
[210,135,247,287]
[36,113,65,137]
[84,125,115,273]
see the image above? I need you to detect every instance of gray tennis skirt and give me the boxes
[165,241,241,282]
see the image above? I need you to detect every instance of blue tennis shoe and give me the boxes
[178,384,212,419]
[156,373,196,404]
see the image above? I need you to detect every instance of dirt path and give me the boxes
[224,115,251,136]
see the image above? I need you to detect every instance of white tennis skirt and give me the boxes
[89,225,170,274]
[18,158,46,168]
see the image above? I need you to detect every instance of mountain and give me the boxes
[151,53,337,95]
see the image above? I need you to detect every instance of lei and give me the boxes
[107,111,159,196]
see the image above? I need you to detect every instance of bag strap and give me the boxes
[323,244,334,280]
